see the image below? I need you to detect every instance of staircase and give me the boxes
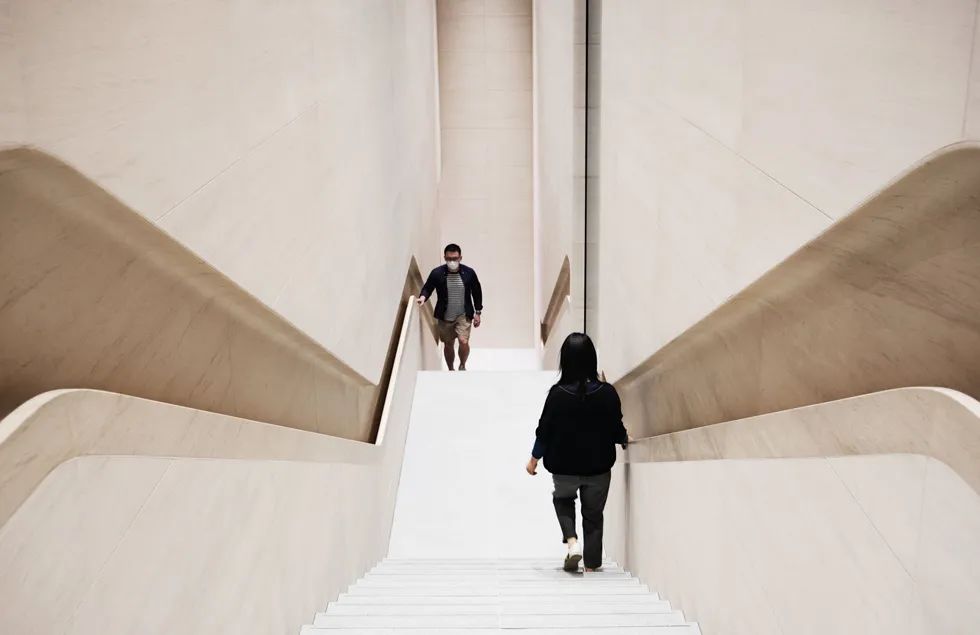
[300,557,701,633]
[299,370,701,632]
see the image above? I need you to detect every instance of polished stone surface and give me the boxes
[435,0,535,348]
[388,371,562,558]
[302,558,699,634]
[0,149,440,438]
[615,144,980,436]
[598,0,980,382]
[610,387,980,635]
[534,1,582,336]
[618,454,980,635]
[0,305,432,634]
[0,1,440,384]
[0,302,437,527]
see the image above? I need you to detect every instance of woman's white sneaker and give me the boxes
[563,542,583,572]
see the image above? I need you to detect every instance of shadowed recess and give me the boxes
[0,147,434,441]
[616,142,980,436]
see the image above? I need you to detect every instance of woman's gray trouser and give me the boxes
[551,471,611,569]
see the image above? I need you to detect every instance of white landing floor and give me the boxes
[388,371,568,558]
[440,348,544,371]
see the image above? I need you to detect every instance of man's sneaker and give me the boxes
[563,543,583,572]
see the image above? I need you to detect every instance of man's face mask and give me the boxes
[446,254,461,271]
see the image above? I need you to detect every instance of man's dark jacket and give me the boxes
[420,264,483,320]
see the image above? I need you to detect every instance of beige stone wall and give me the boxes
[0,305,434,634]
[598,0,980,380]
[0,0,439,384]
[533,0,578,341]
[614,143,980,436]
[434,0,534,347]
[606,388,980,635]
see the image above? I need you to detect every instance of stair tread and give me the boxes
[314,611,687,628]
[302,558,698,633]
[346,586,651,597]
[355,578,641,587]
[301,627,702,634]
[362,571,636,578]
[335,592,663,604]
[324,601,673,616]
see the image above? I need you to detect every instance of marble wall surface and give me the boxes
[598,0,980,381]
[0,0,439,384]
[0,149,444,439]
[615,144,980,436]
[606,387,980,635]
[620,455,980,635]
[0,304,435,634]
[541,295,573,370]
[434,0,534,347]
[533,0,580,338]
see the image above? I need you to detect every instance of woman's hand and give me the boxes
[526,457,539,475]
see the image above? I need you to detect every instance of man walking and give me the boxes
[418,243,483,371]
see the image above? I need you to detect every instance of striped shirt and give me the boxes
[445,272,465,320]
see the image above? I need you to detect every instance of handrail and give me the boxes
[540,256,571,343]
[624,386,980,495]
[0,304,429,633]
[368,262,439,442]
[614,142,980,437]
[0,303,427,530]
[0,147,434,444]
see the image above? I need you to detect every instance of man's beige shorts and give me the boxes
[438,314,472,345]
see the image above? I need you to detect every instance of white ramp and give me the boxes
[388,371,573,558]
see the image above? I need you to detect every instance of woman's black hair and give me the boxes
[556,332,600,399]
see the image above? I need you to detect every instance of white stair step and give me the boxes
[312,611,687,628]
[324,600,673,616]
[376,560,619,569]
[313,614,497,628]
[301,627,702,635]
[370,568,627,577]
[354,577,641,588]
[503,601,673,615]
[345,585,651,597]
[335,592,662,605]
[325,605,497,616]
[366,570,632,580]
[502,612,687,627]
[382,554,615,564]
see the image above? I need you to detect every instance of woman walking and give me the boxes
[526,332,629,572]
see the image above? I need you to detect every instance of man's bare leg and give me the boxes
[458,340,470,371]
[443,341,456,370]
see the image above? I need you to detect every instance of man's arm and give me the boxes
[418,270,437,304]
[471,270,483,314]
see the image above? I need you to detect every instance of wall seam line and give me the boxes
[154,100,318,223]
[961,0,979,138]
[825,457,917,582]
[650,96,835,223]
[64,458,175,629]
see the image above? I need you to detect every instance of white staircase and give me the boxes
[301,557,701,633]
[300,370,702,632]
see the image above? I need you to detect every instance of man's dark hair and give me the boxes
[444,243,462,255]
